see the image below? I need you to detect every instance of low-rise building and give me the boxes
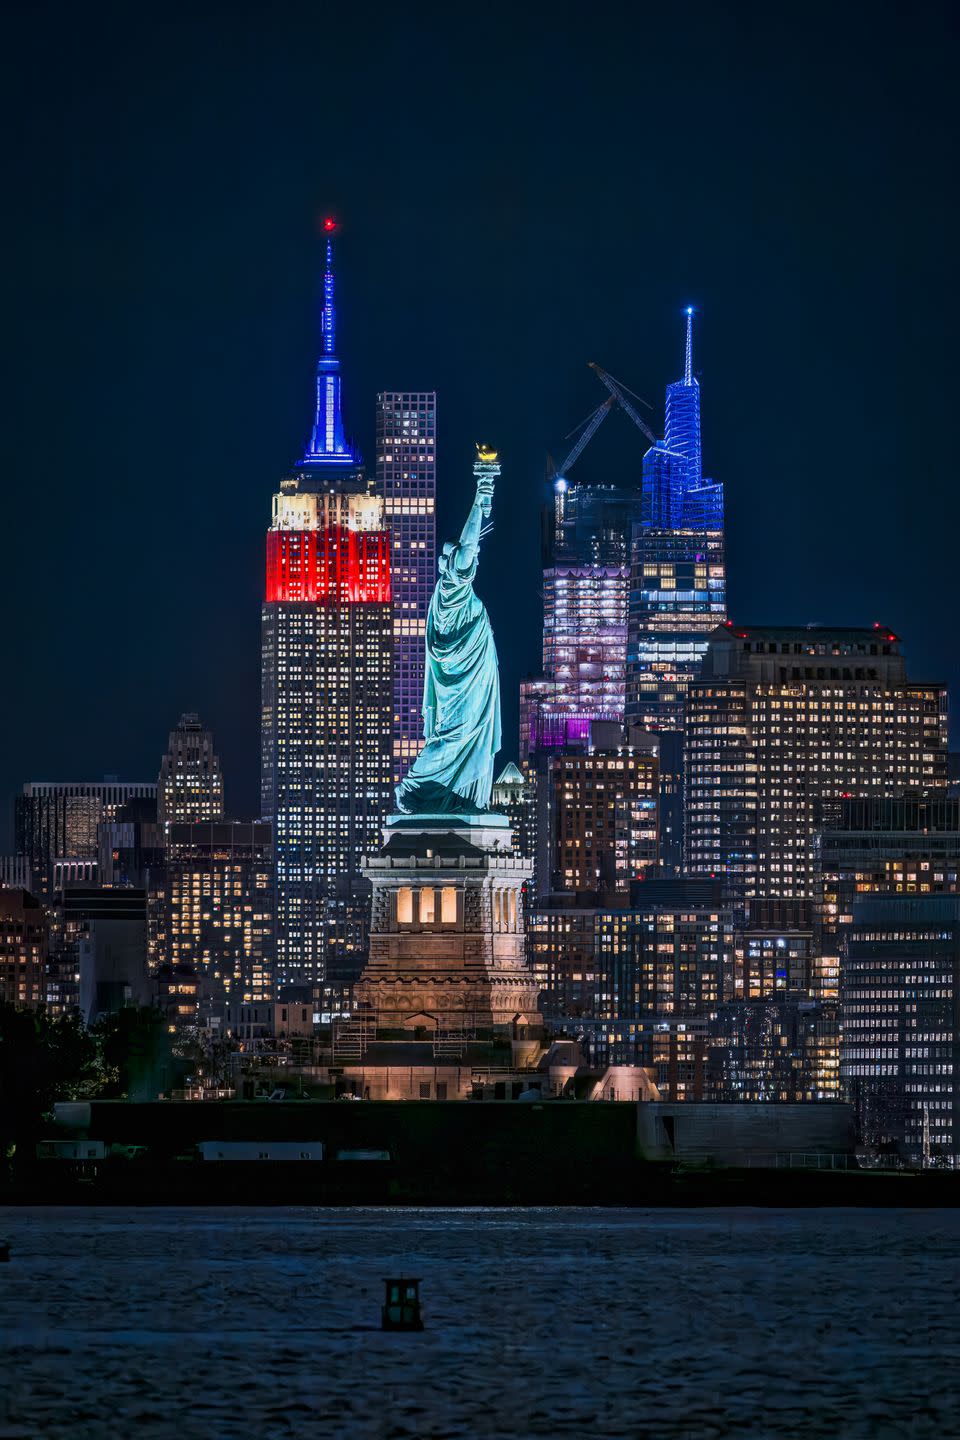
[227,997,315,1042]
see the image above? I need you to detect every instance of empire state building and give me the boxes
[260,221,393,991]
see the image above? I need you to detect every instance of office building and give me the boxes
[739,925,816,998]
[704,998,840,1103]
[627,528,726,733]
[527,901,616,1023]
[69,887,150,1025]
[626,312,726,873]
[628,877,735,1015]
[15,780,156,899]
[841,895,960,1166]
[815,795,960,1001]
[97,795,166,891]
[165,821,273,1007]
[261,223,393,991]
[531,723,658,898]
[154,963,202,1033]
[157,714,224,829]
[528,877,734,1034]
[520,481,641,756]
[376,391,437,784]
[685,624,948,912]
[262,483,392,991]
[0,888,47,1007]
[0,856,35,891]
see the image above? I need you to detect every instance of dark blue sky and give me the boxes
[1,0,956,837]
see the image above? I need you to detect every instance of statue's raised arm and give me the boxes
[394,446,502,817]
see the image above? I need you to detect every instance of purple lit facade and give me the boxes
[521,482,640,760]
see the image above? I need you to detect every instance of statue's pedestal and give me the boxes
[355,813,541,1035]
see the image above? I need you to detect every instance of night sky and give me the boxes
[2,0,956,839]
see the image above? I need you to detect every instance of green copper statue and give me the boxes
[395,446,502,817]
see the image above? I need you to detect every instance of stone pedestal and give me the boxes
[354,813,541,1035]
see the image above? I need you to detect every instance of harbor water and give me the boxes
[1,1206,958,1438]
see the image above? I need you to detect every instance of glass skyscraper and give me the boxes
[520,480,641,757]
[626,310,727,871]
[376,392,437,785]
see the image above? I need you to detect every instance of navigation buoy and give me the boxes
[381,1276,423,1331]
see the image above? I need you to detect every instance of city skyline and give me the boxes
[6,261,952,835]
[3,2,955,837]
[3,9,959,1434]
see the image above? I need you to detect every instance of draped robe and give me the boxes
[394,543,501,815]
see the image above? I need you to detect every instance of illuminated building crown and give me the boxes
[301,219,359,469]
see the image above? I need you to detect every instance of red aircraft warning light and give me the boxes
[323,216,337,232]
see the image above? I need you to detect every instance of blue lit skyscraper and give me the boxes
[664,308,702,491]
[639,311,724,534]
[627,309,727,871]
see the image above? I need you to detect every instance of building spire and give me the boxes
[664,304,703,492]
[322,233,336,357]
[684,306,694,386]
[301,218,358,469]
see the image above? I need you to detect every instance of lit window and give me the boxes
[397,887,413,924]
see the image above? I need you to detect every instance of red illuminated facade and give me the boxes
[265,527,392,605]
[262,491,394,991]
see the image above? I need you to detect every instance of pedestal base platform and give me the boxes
[356,811,541,1035]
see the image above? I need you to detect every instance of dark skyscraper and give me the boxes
[841,895,960,1167]
[15,780,157,900]
[261,225,392,991]
[531,725,658,899]
[376,391,437,785]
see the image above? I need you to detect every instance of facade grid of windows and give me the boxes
[376,392,437,786]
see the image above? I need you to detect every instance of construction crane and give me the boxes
[547,365,659,532]
[547,395,616,490]
[587,362,659,447]
[545,396,613,536]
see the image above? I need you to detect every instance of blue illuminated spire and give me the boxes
[664,305,702,492]
[301,220,358,468]
[683,305,693,385]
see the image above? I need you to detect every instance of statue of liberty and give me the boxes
[395,446,502,817]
